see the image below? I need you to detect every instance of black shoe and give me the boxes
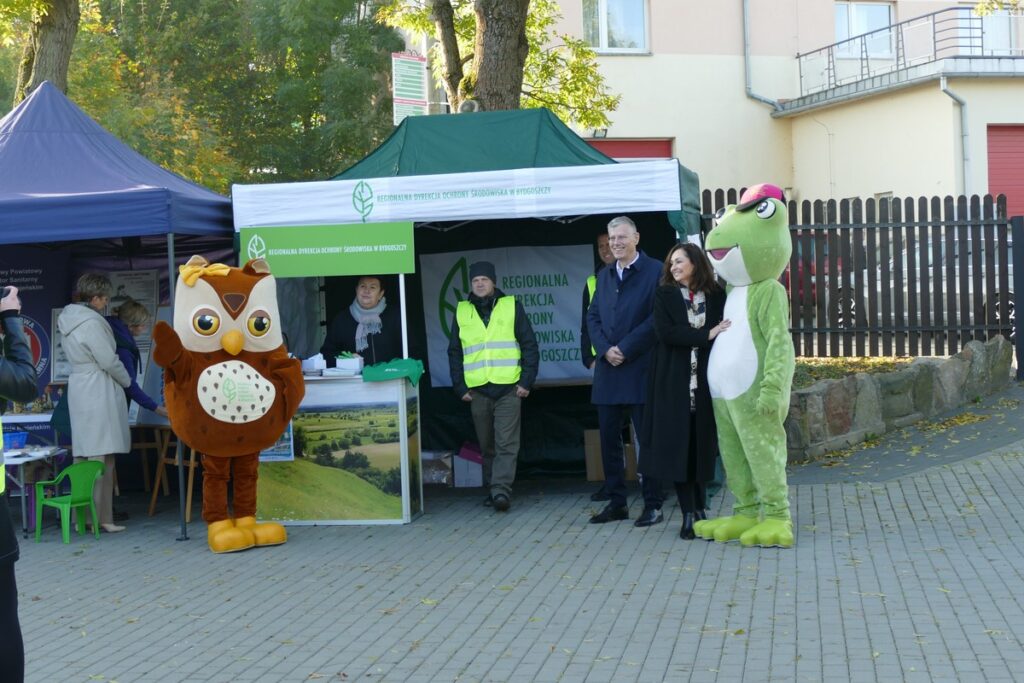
[695,509,708,521]
[590,504,629,524]
[679,512,696,540]
[483,495,493,507]
[113,508,130,522]
[492,494,511,512]
[589,487,611,502]
[633,507,664,527]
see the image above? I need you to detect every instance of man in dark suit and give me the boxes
[586,216,664,525]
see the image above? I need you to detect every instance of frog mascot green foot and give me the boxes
[704,184,797,549]
[739,519,794,548]
[693,515,758,542]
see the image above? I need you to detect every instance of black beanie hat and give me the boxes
[469,261,497,284]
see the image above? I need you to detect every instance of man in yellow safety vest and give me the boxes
[0,285,43,683]
[448,261,539,512]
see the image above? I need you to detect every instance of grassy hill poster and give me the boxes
[257,377,421,524]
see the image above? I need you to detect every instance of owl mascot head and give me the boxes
[152,256,305,553]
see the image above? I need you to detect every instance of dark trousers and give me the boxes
[0,561,23,683]
[470,391,521,497]
[675,412,707,513]
[597,404,662,509]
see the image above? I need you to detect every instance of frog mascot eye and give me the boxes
[696,183,797,549]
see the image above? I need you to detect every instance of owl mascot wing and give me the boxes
[153,256,305,553]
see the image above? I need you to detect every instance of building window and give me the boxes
[583,0,648,53]
[835,2,893,56]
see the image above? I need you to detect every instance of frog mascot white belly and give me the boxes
[695,184,796,548]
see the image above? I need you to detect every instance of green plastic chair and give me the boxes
[34,460,104,544]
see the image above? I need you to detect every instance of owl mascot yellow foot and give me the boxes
[694,184,796,549]
[153,256,304,554]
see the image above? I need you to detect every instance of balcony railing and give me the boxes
[798,6,1024,96]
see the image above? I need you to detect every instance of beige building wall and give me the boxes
[943,78,1024,197]
[790,85,957,201]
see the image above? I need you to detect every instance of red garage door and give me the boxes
[988,125,1024,217]
[586,138,673,160]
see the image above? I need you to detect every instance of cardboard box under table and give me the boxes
[256,374,423,525]
[583,429,637,482]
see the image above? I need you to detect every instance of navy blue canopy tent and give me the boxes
[0,81,233,540]
[0,81,232,243]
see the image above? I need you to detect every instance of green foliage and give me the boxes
[341,451,371,470]
[974,1,1021,15]
[377,0,619,128]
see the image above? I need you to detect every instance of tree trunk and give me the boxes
[13,0,80,105]
[472,0,530,111]
[430,0,464,111]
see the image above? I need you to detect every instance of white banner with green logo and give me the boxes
[239,222,414,277]
[231,160,681,228]
[420,245,593,387]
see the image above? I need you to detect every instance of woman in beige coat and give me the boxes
[57,274,131,533]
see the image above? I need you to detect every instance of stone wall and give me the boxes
[785,336,1014,462]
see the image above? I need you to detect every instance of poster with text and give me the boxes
[419,245,593,387]
[108,269,159,350]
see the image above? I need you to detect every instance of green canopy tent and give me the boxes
[332,108,702,238]
[233,108,702,473]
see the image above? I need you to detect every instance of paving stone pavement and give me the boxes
[12,384,1024,682]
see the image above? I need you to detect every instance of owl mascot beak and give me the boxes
[222,329,245,356]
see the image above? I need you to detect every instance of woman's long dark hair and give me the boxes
[659,242,721,294]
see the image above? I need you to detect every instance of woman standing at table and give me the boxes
[106,299,168,419]
[639,243,729,540]
[0,285,43,683]
[57,273,132,534]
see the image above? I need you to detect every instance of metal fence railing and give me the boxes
[798,6,1024,96]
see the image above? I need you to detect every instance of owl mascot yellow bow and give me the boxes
[152,255,305,553]
[179,261,231,287]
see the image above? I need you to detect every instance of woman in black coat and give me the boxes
[639,242,729,540]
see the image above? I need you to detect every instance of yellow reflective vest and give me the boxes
[457,297,522,387]
[586,275,597,357]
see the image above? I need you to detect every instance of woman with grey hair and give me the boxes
[57,273,132,533]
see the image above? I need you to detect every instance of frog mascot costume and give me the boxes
[695,183,796,548]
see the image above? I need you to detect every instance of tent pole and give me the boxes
[167,232,189,541]
[399,274,409,358]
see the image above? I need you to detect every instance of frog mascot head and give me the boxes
[695,183,796,547]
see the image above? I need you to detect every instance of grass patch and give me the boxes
[793,357,915,390]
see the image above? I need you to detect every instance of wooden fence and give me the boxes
[701,190,1017,357]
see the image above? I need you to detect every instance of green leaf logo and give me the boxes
[222,378,237,402]
[247,234,266,260]
[438,257,469,338]
[352,181,374,223]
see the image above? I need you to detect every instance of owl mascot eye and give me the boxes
[152,255,305,553]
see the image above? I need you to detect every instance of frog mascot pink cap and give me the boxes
[696,183,796,548]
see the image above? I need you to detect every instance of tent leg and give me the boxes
[399,274,408,359]
[167,232,189,542]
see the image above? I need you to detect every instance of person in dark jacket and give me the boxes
[448,261,539,512]
[320,276,403,367]
[106,299,168,419]
[639,243,730,540]
[0,286,44,683]
[587,216,665,526]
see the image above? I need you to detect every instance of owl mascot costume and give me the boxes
[695,184,796,548]
[153,256,305,553]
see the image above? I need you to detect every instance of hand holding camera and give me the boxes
[1,285,21,313]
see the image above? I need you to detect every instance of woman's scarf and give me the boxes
[350,296,387,352]
[681,287,706,412]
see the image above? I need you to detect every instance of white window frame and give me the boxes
[835,1,894,58]
[584,0,649,55]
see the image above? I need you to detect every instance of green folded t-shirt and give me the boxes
[362,358,425,387]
